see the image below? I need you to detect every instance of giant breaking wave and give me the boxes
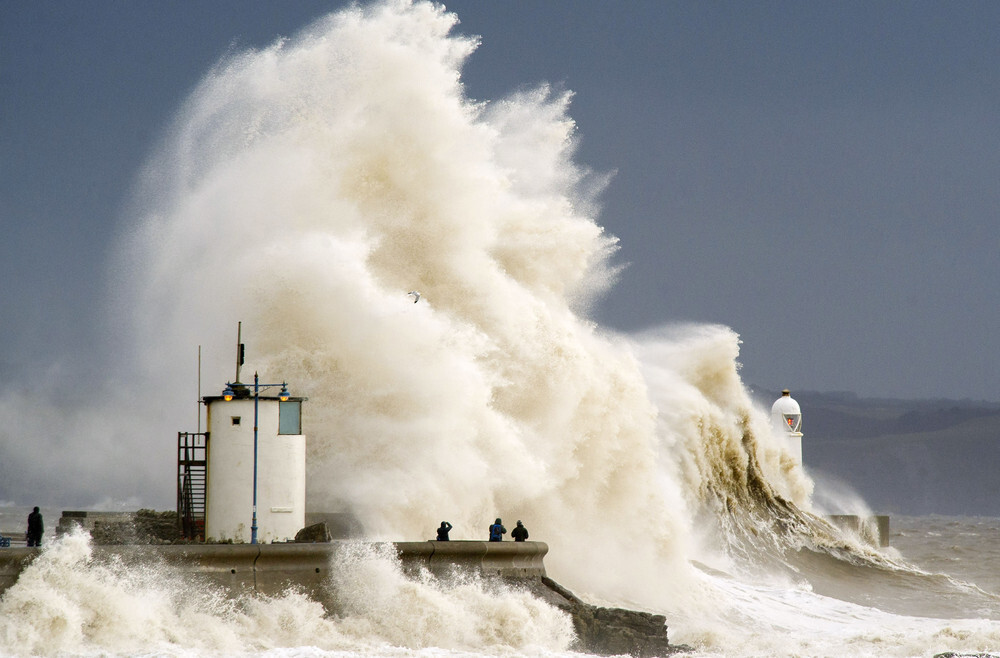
[3,1,990,655]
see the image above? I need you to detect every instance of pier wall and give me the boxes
[0,540,548,600]
[0,539,684,656]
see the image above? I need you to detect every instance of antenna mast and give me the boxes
[197,345,202,433]
[235,321,245,384]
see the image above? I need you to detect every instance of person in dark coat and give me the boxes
[488,518,506,542]
[436,521,453,541]
[511,520,529,542]
[26,507,43,547]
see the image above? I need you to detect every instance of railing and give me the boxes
[177,432,208,540]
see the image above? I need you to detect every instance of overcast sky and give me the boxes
[2,1,998,401]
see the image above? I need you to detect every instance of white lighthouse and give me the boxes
[771,389,803,465]
[203,375,306,543]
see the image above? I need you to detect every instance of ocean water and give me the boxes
[3,1,999,655]
[1,510,1000,656]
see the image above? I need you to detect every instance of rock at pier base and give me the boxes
[514,575,692,656]
[294,522,332,543]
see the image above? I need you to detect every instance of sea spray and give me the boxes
[0,528,274,655]
[39,0,1000,654]
[113,0,707,611]
[0,530,574,656]
[328,542,574,652]
[105,0,850,616]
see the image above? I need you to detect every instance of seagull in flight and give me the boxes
[408,291,421,303]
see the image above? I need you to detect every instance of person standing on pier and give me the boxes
[26,507,43,547]
[511,520,529,542]
[489,518,506,541]
[436,521,453,541]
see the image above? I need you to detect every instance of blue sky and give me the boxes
[2,0,998,400]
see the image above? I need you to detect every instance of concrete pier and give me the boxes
[0,539,681,656]
[0,540,548,600]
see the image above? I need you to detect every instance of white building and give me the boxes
[203,380,306,543]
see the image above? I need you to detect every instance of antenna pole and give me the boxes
[235,321,243,384]
[197,345,202,433]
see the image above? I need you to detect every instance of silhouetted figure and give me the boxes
[26,507,43,547]
[436,521,453,541]
[489,518,506,542]
[511,520,529,542]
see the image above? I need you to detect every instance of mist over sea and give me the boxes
[2,1,999,655]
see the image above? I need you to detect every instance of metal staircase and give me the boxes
[177,431,208,540]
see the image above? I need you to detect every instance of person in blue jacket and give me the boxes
[488,518,506,541]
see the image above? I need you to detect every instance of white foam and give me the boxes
[0,530,573,656]
[676,568,1000,657]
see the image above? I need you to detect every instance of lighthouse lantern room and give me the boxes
[771,388,803,465]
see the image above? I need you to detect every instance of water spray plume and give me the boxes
[106,0,821,612]
[2,1,943,655]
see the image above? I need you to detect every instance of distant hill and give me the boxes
[750,389,1000,516]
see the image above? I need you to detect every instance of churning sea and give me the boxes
[1,505,1000,657]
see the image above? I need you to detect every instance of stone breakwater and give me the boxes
[527,575,688,656]
[0,540,689,656]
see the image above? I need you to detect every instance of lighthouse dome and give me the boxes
[771,389,802,433]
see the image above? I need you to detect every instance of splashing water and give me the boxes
[0,529,572,656]
[0,528,333,655]
[329,542,574,652]
[114,0,714,608]
[3,0,997,655]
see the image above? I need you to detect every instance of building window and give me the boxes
[231,417,241,426]
[279,401,301,435]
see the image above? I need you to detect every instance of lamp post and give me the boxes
[222,372,290,544]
